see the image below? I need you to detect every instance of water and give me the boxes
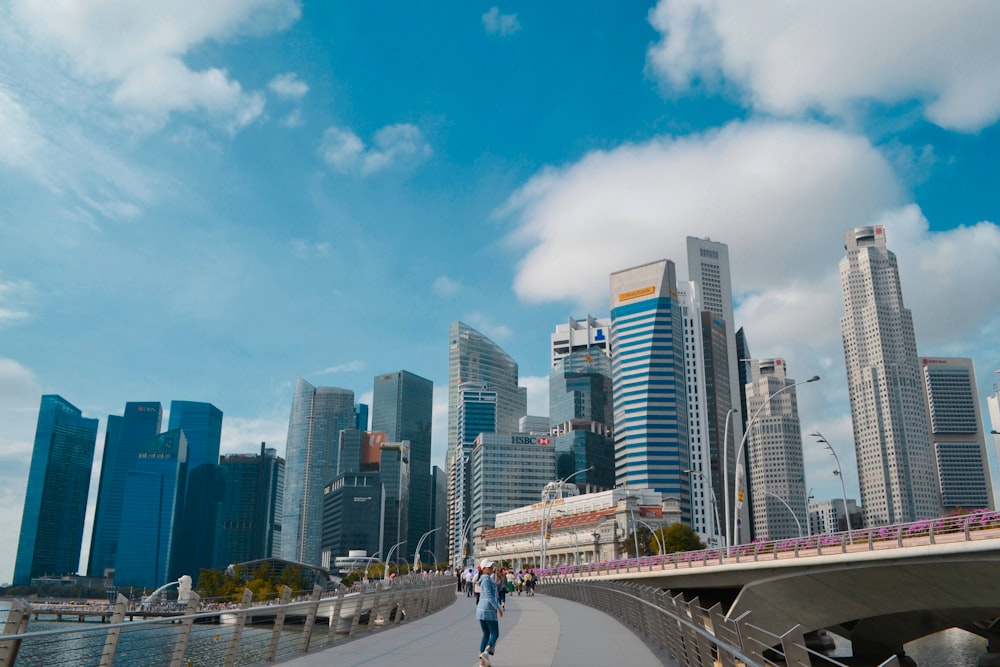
[829,627,988,666]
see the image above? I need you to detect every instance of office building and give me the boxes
[609,260,690,522]
[520,415,551,435]
[372,371,433,563]
[549,347,614,491]
[551,315,611,366]
[167,401,223,582]
[214,443,284,568]
[430,466,449,566]
[321,471,383,569]
[88,402,162,578]
[13,395,98,585]
[920,357,993,510]
[449,382,497,564]
[282,378,355,565]
[808,499,861,535]
[114,430,188,588]
[745,359,809,541]
[840,227,940,525]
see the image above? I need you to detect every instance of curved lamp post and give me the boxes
[634,518,665,555]
[732,375,820,547]
[363,550,382,581]
[540,466,593,567]
[413,527,442,571]
[720,407,738,549]
[383,540,406,580]
[756,488,803,538]
[811,432,854,543]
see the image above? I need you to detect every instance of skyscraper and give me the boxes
[609,260,690,522]
[551,315,611,366]
[282,378,355,565]
[372,370,433,562]
[745,359,808,541]
[214,443,285,568]
[168,401,223,582]
[840,226,940,525]
[447,321,526,564]
[14,395,98,585]
[920,357,993,510]
[114,430,188,588]
[88,402,162,578]
[449,383,497,564]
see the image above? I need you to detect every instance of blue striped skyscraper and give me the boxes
[282,378,355,565]
[14,395,98,585]
[609,260,690,522]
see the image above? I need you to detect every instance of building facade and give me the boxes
[745,359,809,541]
[551,315,611,366]
[609,260,690,522]
[920,357,994,510]
[214,443,284,569]
[808,498,861,535]
[282,378,355,565]
[14,395,98,585]
[840,226,940,525]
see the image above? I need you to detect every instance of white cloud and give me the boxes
[317,360,366,375]
[290,238,330,258]
[280,109,304,128]
[463,314,513,341]
[0,358,38,406]
[268,72,309,100]
[433,275,462,297]
[520,375,550,418]
[646,0,1000,132]
[502,119,1000,503]
[0,278,35,328]
[220,416,289,457]
[482,7,521,36]
[10,0,300,131]
[320,123,432,175]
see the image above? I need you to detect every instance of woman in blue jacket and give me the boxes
[475,558,502,666]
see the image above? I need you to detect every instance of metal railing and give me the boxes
[540,579,901,667]
[0,574,456,667]
[535,509,1000,577]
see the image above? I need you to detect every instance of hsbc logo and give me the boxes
[537,437,551,446]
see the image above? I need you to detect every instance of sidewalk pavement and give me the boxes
[277,590,672,667]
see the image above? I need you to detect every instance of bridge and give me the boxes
[534,510,1000,665]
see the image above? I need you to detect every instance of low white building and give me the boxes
[808,499,861,535]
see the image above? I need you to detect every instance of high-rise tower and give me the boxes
[215,443,285,568]
[840,226,940,525]
[282,378,355,565]
[609,260,690,521]
[14,395,98,585]
[372,370,433,563]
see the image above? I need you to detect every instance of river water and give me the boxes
[828,628,987,666]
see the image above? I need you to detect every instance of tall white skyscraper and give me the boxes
[550,315,611,366]
[686,237,741,541]
[609,260,690,522]
[282,378,355,565]
[920,357,993,510]
[745,359,808,541]
[840,226,940,526]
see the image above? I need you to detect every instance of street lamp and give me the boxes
[413,527,442,571]
[461,505,495,566]
[540,466,594,567]
[811,432,854,543]
[685,468,722,548]
[732,374,820,547]
[363,550,382,581]
[634,518,665,555]
[720,407,738,549]
[383,540,406,580]
[755,488,803,538]
[553,509,581,566]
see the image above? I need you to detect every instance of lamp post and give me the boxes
[720,407,738,549]
[540,466,593,567]
[461,505,494,567]
[756,488,803,538]
[553,509,581,566]
[412,527,442,571]
[634,518,665,555]
[363,550,382,581]
[811,432,854,543]
[383,540,406,580]
[452,451,472,567]
[732,374,820,547]
[685,468,722,547]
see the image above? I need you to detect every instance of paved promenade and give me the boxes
[278,590,671,667]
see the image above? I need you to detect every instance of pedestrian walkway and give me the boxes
[277,590,671,667]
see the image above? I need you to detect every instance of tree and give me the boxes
[656,523,705,554]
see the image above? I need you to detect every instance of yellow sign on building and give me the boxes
[618,285,655,302]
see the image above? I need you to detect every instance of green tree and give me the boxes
[656,523,705,554]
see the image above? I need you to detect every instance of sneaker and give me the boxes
[479,651,492,667]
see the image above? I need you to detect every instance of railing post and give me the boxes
[0,599,32,666]
[168,591,200,667]
[868,531,874,551]
[734,610,768,663]
[224,588,254,667]
[841,533,847,554]
[965,515,972,541]
[266,586,293,662]
[708,603,739,667]
[348,585,369,637]
[897,528,903,548]
[325,586,347,646]
[299,584,323,653]
[779,623,812,667]
[929,521,936,545]
[99,594,129,667]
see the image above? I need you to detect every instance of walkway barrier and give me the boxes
[535,509,1000,577]
[539,578,902,667]
[0,574,456,667]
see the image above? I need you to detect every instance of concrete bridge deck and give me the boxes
[278,590,670,667]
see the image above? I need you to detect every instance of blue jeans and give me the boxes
[479,619,499,653]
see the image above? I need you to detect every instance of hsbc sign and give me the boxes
[510,435,551,445]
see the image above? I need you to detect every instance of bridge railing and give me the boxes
[0,573,456,667]
[536,509,1000,577]
[539,578,901,667]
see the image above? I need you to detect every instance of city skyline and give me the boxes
[2,2,1000,585]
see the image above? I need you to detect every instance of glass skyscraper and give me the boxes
[114,430,188,588]
[215,443,285,568]
[14,395,98,585]
[609,260,690,522]
[372,370,433,562]
[282,378,355,565]
[88,402,162,578]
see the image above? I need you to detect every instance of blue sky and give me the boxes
[2,1,1000,584]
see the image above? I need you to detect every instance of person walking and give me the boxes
[475,558,502,666]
